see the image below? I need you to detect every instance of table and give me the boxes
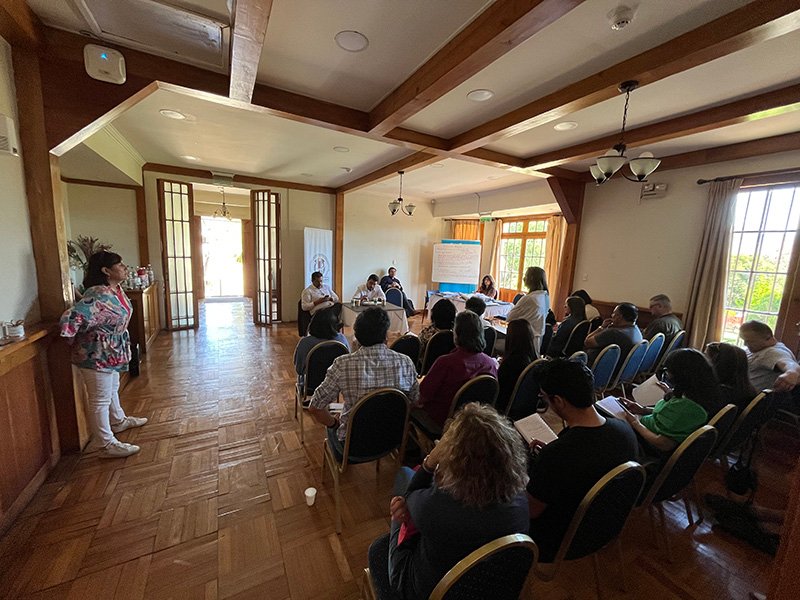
[342,302,409,333]
[428,292,513,320]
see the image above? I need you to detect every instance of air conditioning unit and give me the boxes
[0,114,20,156]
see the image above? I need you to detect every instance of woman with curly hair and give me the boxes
[368,403,530,599]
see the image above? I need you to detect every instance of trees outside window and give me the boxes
[497,219,547,293]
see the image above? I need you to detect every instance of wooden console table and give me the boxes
[127,282,161,355]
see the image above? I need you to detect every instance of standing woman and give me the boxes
[60,251,147,458]
[475,274,498,299]
[507,266,550,355]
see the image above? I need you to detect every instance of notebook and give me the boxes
[514,413,558,445]
[596,396,628,420]
[631,375,666,407]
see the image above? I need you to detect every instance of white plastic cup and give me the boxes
[304,487,317,506]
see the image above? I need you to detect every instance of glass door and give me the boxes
[251,190,281,324]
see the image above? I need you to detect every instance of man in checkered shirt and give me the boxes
[308,307,419,458]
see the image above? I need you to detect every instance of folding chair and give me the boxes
[295,340,349,443]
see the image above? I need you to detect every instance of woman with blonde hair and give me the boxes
[368,403,530,599]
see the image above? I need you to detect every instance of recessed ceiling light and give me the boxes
[554,121,578,131]
[160,109,187,120]
[467,89,494,102]
[340,167,352,173]
[430,163,444,169]
[335,30,369,52]
[181,155,199,161]
[333,146,350,153]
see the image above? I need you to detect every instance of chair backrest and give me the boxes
[390,334,421,365]
[553,462,646,562]
[297,299,312,336]
[608,340,649,390]
[512,293,524,305]
[504,358,548,418]
[483,326,497,356]
[568,351,588,365]
[637,333,665,375]
[562,320,591,357]
[385,288,404,307]
[590,344,621,392]
[707,403,739,455]
[429,534,537,600]
[719,391,772,456]
[449,375,499,416]
[304,341,349,394]
[539,323,554,356]
[342,388,411,465]
[641,425,717,506]
[588,316,603,332]
[654,329,686,373]
[420,330,456,375]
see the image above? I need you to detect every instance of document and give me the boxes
[596,396,628,420]
[632,375,666,407]
[514,413,558,445]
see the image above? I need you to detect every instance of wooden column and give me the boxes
[334,192,344,294]
[768,461,800,599]
[547,177,585,319]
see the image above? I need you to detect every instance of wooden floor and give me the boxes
[0,300,795,599]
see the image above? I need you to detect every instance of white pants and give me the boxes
[80,369,127,446]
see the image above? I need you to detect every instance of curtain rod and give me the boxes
[697,167,800,185]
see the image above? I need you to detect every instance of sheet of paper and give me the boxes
[631,374,666,407]
[596,396,628,420]
[514,413,558,444]
[329,402,344,413]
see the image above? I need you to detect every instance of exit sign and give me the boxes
[479,216,493,222]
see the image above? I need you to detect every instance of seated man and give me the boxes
[301,271,340,316]
[643,294,683,341]
[308,307,419,457]
[353,274,386,304]
[527,359,638,561]
[464,296,489,326]
[739,320,800,393]
[584,302,643,366]
[379,266,416,318]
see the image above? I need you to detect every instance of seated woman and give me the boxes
[419,311,497,428]
[474,274,498,299]
[418,298,456,360]
[706,342,758,412]
[496,319,536,416]
[546,295,587,358]
[292,307,349,388]
[619,348,722,453]
[571,289,600,322]
[374,403,530,600]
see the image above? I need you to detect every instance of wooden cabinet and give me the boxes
[127,282,161,356]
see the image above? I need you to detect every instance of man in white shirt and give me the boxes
[301,271,340,316]
[354,274,386,304]
[739,320,800,392]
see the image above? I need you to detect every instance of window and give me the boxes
[722,184,800,343]
[498,218,548,291]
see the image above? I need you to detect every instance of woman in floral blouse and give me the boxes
[60,251,147,458]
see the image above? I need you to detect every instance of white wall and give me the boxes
[574,150,800,313]
[0,37,39,323]
[65,183,140,268]
[343,191,445,309]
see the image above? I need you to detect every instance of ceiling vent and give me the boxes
[72,0,229,71]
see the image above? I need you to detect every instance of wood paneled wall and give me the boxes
[591,300,684,331]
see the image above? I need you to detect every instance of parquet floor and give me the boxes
[0,300,795,599]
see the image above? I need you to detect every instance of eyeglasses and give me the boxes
[657,366,669,381]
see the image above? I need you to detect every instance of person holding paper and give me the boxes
[526,359,637,562]
[353,274,386,304]
[617,348,722,453]
[301,271,341,316]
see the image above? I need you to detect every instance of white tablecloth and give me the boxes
[428,292,513,320]
[342,303,409,333]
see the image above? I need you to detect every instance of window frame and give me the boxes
[497,216,549,293]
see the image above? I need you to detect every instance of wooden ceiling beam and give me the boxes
[335,152,440,194]
[229,0,274,103]
[525,83,800,170]
[547,176,584,224]
[368,0,585,135]
[0,0,43,49]
[449,0,800,154]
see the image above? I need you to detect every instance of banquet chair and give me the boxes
[386,288,404,308]
[706,403,739,458]
[654,330,686,374]
[295,340,349,444]
[635,333,665,381]
[590,345,621,399]
[390,334,421,366]
[608,340,649,398]
[419,330,455,375]
[483,325,497,356]
[503,358,548,419]
[714,391,772,466]
[561,319,591,357]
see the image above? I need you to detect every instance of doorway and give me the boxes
[201,216,244,299]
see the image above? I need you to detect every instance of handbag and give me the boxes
[724,427,759,499]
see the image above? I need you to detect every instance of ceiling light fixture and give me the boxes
[333,146,350,153]
[182,155,199,161]
[159,109,186,120]
[554,121,578,131]
[467,89,494,102]
[388,171,415,217]
[213,187,232,220]
[335,30,369,52]
[590,80,661,185]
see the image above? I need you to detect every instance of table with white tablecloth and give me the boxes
[342,302,409,333]
[427,292,513,320]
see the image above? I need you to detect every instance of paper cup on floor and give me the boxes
[304,487,317,506]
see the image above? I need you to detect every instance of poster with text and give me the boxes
[304,227,333,287]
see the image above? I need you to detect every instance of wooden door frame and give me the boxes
[250,189,282,325]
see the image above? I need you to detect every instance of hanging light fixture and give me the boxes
[590,80,661,185]
[213,186,232,220]
[388,170,416,216]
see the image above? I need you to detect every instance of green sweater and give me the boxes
[640,396,708,443]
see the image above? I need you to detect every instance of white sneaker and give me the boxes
[98,440,140,458]
[111,416,148,433]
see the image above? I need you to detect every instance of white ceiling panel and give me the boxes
[402,0,753,138]
[26,0,88,32]
[60,143,141,185]
[256,0,493,110]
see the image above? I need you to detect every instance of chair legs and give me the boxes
[591,553,603,600]
[321,440,343,534]
[683,493,695,527]
[361,569,377,600]
[299,405,305,444]
[614,538,627,592]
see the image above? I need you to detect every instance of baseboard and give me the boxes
[0,458,52,538]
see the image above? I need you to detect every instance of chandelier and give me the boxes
[589,80,661,185]
[388,170,416,216]
[213,187,232,220]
